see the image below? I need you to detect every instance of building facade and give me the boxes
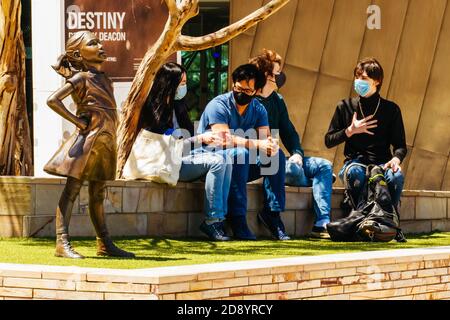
[230,0,450,191]
[26,0,450,191]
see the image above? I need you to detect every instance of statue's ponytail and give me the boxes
[52,30,91,78]
[51,53,73,78]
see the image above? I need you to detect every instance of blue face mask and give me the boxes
[175,84,187,100]
[354,79,371,97]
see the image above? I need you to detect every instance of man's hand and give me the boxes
[259,138,279,156]
[383,157,402,173]
[289,153,303,167]
[345,113,378,137]
[268,137,279,156]
[199,132,227,146]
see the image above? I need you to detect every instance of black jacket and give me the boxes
[256,92,304,157]
[325,93,407,165]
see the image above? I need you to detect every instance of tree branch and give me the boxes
[175,0,199,23]
[0,0,32,175]
[164,0,178,15]
[0,73,17,92]
[174,0,290,51]
[116,0,288,176]
[116,16,183,177]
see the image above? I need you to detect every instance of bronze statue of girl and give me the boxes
[45,30,134,259]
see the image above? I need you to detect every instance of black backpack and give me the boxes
[339,161,368,217]
[328,165,401,242]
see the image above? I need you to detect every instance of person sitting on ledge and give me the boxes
[250,49,334,239]
[325,57,407,242]
[127,62,233,242]
[197,64,290,241]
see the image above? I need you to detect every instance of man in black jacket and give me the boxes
[325,58,407,241]
[251,50,334,239]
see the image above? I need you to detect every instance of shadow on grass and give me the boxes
[88,256,188,262]
[0,232,448,269]
[148,237,219,250]
[10,232,450,258]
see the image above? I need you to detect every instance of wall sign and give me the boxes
[65,0,169,82]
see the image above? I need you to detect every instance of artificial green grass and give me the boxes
[0,232,449,270]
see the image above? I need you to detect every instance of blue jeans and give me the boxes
[219,148,286,217]
[338,160,404,207]
[285,157,333,226]
[179,151,232,223]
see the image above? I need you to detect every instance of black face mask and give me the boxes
[274,72,287,89]
[233,91,254,106]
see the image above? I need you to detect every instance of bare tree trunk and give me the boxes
[117,0,290,177]
[0,0,33,176]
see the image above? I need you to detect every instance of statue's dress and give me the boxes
[44,69,118,181]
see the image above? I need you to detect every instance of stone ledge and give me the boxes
[1,177,450,238]
[0,247,449,300]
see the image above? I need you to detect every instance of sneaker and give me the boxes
[257,211,291,241]
[229,216,257,240]
[200,221,231,241]
[309,226,331,239]
[395,230,407,243]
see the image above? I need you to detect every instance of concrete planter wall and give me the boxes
[0,247,450,300]
[0,177,449,238]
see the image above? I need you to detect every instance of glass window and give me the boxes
[181,1,230,121]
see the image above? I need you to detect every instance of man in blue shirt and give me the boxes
[198,64,290,241]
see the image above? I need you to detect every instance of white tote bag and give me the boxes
[123,129,184,186]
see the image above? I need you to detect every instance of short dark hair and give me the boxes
[354,57,384,91]
[232,64,266,91]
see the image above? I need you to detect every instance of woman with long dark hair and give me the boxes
[130,62,232,241]
[139,63,192,134]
